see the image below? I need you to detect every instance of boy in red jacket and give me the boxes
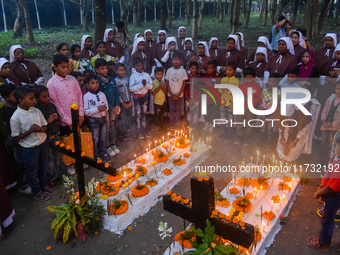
[235,67,261,146]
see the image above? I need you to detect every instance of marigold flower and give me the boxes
[184,199,189,204]
[233,217,239,224]
[176,196,182,202]
[212,210,218,216]
[239,221,245,227]
[60,143,64,147]
[55,141,60,146]
[128,226,133,231]
[66,145,71,150]
[46,246,52,251]
[198,177,203,182]
[81,152,86,157]
[167,190,172,195]
[97,159,102,164]
[105,163,109,168]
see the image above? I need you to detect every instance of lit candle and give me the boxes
[162,136,165,143]
[148,143,151,151]
[250,157,253,164]
[256,150,260,165]
[262,220,266,232]
[262,155,265,164]
[272,154,275,165]
[134,154,137,163]
[283,194,285,202]
[271,199,274,211]
[146,155,149,164]
[123,172,126,182]
[260,185,263,193]
[154,140,157,149]
[279,195,282,204]
[255,187,257,194]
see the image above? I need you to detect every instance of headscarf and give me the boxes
[257,36,272,51]
[289,30,305,47]
[81,35,91,51]
[157,30,167,43]
[131,37,145,55]
[278,37,295,55]
[177,26,186,38]
[133,33,144,43]
[236,32,245,47]
[9,45,23,63]
[197,41,210,57]
[0,57,9,70]
[164,37,178,51]
[324,33,337,47]
[103,28,114,42]
[208,37,219,49]
[299,49,314,81]
[227,35,240,51]
[184,38,194,50]
[254,47,268,63]
[144,29,152,38]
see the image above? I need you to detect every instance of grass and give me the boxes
[1,13,340,60]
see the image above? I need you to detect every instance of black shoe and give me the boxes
[335,215,340,222]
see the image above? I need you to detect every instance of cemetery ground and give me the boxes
[3,14,340,255]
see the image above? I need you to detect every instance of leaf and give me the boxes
[203,220,215,245]
[46,206,64,214]
[255,213,260,217]
[54,217,67,241]
[193,243,210,255]
[51,211,68,229]
[63,222,72,244]
[191,225,205,238]
[71,213,79,238]
[215,244,238,255]
[75,205,86,226]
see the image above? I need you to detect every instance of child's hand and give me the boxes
[48,113,58,123]
[314,191,321,200]
[160,81,165,88]
[113,105,121,114]
[142,79,146,86]
[29,124,41,133]
[98,105,107,112]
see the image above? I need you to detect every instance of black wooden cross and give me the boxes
[50,108,116,198]
[163,176,255,248]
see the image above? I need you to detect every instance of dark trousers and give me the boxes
[10,137,27,187]
[154,102,166,128]
[47,135,61,182]
[168,96,183,127]
[133,95,148,131]
[320,192,340,246]
[119,104,133,133]
[89,116,108,159]
[106,109,117,147]
[22,139,49,195]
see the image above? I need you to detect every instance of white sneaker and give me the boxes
[19,185,32,194]
[111,145,120,154]
[67,165,76,175]
[107,147,116,156]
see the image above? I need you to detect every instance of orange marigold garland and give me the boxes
[174,229,196,248]
[135,165,148,176]
[236,178,252,187]
[162,168,173,176]
[232,196,253,213]
[229,187,240,195]
[262,210,276,221]
[272,195,280,203]
[106,170,122,182]
[101,183,120,196]
[173,157,187,166]
[183,152,190,158]
[109,200,128,215]
[174,137,190,148]
[153,150,169,162]
[278,182,292,192]
[131,184,149,197]
[136,157,146,164]
[145,178,158,187]
[251,177,269,190]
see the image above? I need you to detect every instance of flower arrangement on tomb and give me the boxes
[175,137,190,148]
[135,165,147,176]
[262,210,276,221]
[101,183,119,196]
[272,195,281,203]
[232,196,253,213]
[167,191,192,208]
[106,170,122,182]
[245,192,254,200]
[109,199,128,215]
[174,227,196,248]
[162,144,169,149]
[173,156,187,166]
[146,179,158,187]
[237,178,252,187]
[211,209,246,230]
[162,168,173,176]
[278,182,292,192]
[283,176,292,182]
[150,161,157,166]
[153,150,169,162]
[251,177,269,190]
[131,183,149,197]
[183,152,190,158]
[229,187,240,195]
[136,157,146,164]
[190,147,197,152]
[215,191,230,208]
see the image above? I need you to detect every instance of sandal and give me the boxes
[34,191,51,202]
[317,207,324,218]
[44,186,58,196]
[306,236,331,252]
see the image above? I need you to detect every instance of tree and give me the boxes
[318,0,331,31]
[303,0,319,39]
[94,0,106,43]
[244,0,253,28]
[271,0,278,26]
[264,0,269,26]
[19,0,34,44]
[120,0,129,31]
[334,0,340,25]
[216,0,221,19]
[167,0,173,27]
[160,0,167,29]
[185,0,191,25]
[198,0,205,29]
[12,0,24,38]
[259,0,265,21]
[133,0,141,26]
[70,0,91,31]
[192,0,198,38]
[292,0,299,27]
[220,0,224,21]
[230,0,241,33]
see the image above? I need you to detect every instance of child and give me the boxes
[151,67,167,130]
[107,61,116,77]
[218,62,239,140]
[95,59,120,156]
[165,51,188,129]
[129,58,152,138]
[83,74,111,162]
[0,84,30,193]
[47,54,84,175]
[280,66,301,88]
[185,61,200,125]
[129,38,154,75]
[10,86,57,201]
[307,135,340,252]
[202,60,221,133]
[52,43,74,75]
[115,63,133,140]
[71,71,87,96]
[80,35,98,60]
[34,85,61,187]
[236,67,261,146]
[83,69,95,82]
[91,40,116,69]
[320,81,340,165]
[0,58,21,86]
[260,73,281,150]
[70,44,92,73]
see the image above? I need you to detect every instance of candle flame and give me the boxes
[262,221,265,226]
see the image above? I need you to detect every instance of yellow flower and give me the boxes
[129,173,133,177]
[102,195,108,200]
[135,174,140,178]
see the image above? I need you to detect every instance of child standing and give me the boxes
[260,73,281,150]
[115,63,133,140]
[70,44,92,73]
[10,86,57,201]
[34,86,61,187]
[47,54,84,175]
[151,67,167,130]
[95,59,120,156]
[129,58,152,138]
[83,74,111,162]
[186,61,200,125]
[280,66,301,88]
[91,41,116,69]
[236,68,261,146]
[218,62,239,140]
[165,51,188,130]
